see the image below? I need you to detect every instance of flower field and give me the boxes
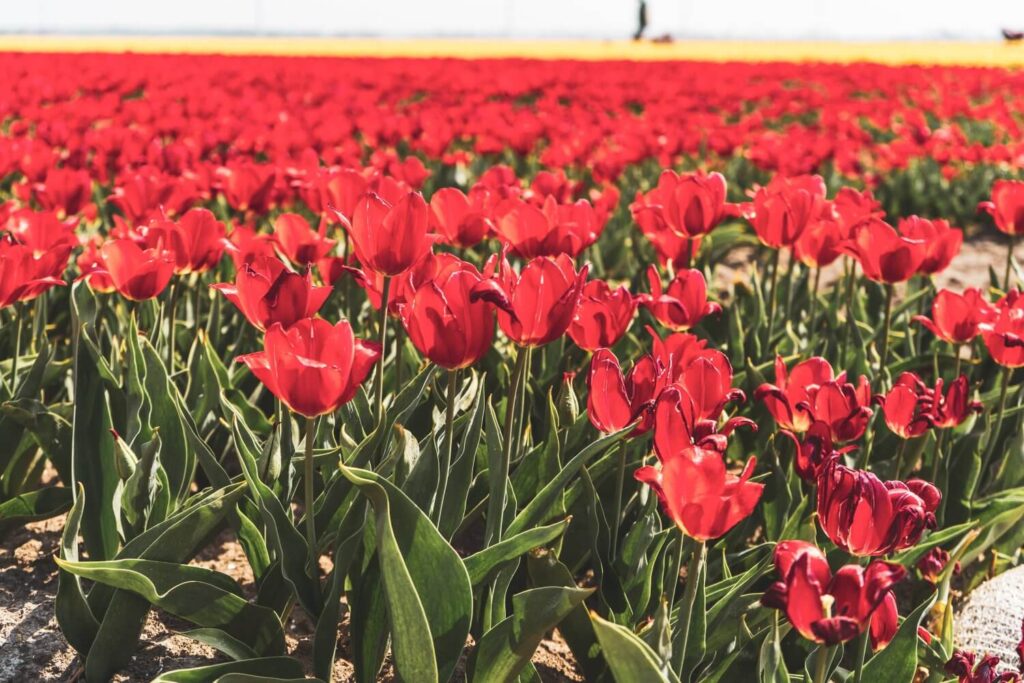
[3,50,1024,682]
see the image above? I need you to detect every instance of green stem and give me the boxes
[839,258,856,364]
[674,539,706,678]
[953,343,963,380]
[1005,237,1016,292]
[853,628,869,683]
[979,365,1013,492]
[375,277,392,426]
[610,439,627,559]
[813,644,832,683]
[879,283,894,380]
[665,530,685,612]
[496,347,529,543]
[166,278,179,374]
[303,416,319,591]
[895,439,909,480]
[930,430,945,484]
[808,266,821,337]
[782,251,798,322]
[435,369,458,522]
[12,302,23,388]
[394,324,405,399]
[765,248,782,347]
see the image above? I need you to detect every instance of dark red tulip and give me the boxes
[979,180,1024,236]
[586,348,665,435]
[568,279,636,351]
[635,444,763,541]
[817,460,940,556]
[780,420,853,483]
[842,218,926,283]
[898,216,962,275]
[929,376,983,429]
[237,317,380,418]
[273,213,337,267]
[945,650,1020,683]
[640,266,720,332]
[428,186,492,248]
[982,290,1024,368]
[398,262,495,369]
[95,238,175,301]
[748,174,827,249]
[470,253,588,348]
[916,547,953,584]
[337,191,431,277]
[913,288,995,345]
[0,238,67,308]
[762,540,904,650]
[212,254,332,332]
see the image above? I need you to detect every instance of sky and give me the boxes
[7,0,1024,41]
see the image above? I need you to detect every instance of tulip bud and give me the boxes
[556,372,579,426]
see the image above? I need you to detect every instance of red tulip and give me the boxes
[237,317,380,418]
[338,191,431,277]
[428,187,492,248]
[780,421,853,483]
[817,461,940,556]
[6,209,78,258]
[929,376,983,429]
[639,266,720,332]
[308,167,367,220]
[631,189,705,268]
[77,240,114,294]
[913,288,995,345]
[832,187,884,230]
[878,373,934,439]
[635,170,733,239]
[755,356,839,433]
[212,254,332,332]
[945,651,1018,683]
[634,445,763,541]
[586,348,665,435]
[494,196,601,259]
[842,218,926,283]
[161,208,227,274]
[470,253,588,348]
[916,547,952,584]
[226,223,278,270]
[762,540,904,650]
[652,384,754,455]
[568,279,636,351]
[95,238,175,301]
[273,213,337,268]
[794,214,846,268]
[218,162,276,214]
[398,263,495,369]
[979,180,1024,236]
[981,289,1024,367]
[33,167,94,219]
[748,175,827,249]
[898,216,962,275]
[0,238,67,308]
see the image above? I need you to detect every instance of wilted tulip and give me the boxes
[916,547,953,584]
[568,279,636,351]
[639,266,720,332]
[762,540,903,650]
[237,317,380,417]
[212,254,332,332]
[817,461,940,556]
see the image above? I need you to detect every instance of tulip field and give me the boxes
[5,49,1024,683]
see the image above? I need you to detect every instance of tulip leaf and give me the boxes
[149,656,306,683]
[861,594,936,682]
[591,611,682,683]
[56,557,285,656]
[56,483,100,656]
[464,517,571,586]
[437,376,486,538]
[0,485,72,536]
[180,628,258,661]
[469,586,593,682]
[313,522,364,681]
[339,463,472,683]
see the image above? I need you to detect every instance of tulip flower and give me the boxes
[161,208,227,274]
[635,444,763,542]
[94,238,176,301]
[429,186,493,248]
[212,254,332,332]
[493,196,602,259]
[748,175,827,250]
[795,214,846,269]
[929,376,982,429]
[817,460,940,556]
[842,217,926,284]
[648,328,726,382]
[398,263,496,370]
[877,373,934,439]
[914,288,995,346]
[226,223,278,269]
[336,191,431,277]
[916,547,953,585]
[761,540,904,651]
[471,253,588,348]
[944,651,1019,683]
[633,170,734,242]
[832,187,884,231]
[982,290,1024,368]
[6,209,78,258]
[898,216,962,276]
[652,384,754,455]
[780,421,853,483]
[639,266,720,332]
[76,240,114,294]
[586,348,665,435]
[218,161,276,214]
[0,238,67,308]
[33,166,94,219]
[979,180,1024,236]
[273,213,337,268]
[237,317,380,418]
[568,279,636,351]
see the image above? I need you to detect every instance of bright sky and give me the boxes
[7,0,1024,41]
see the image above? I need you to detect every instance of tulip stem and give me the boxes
[879,283,894,380]
[375,276,392,426]
[895,439,909,480]
[979,365,1013,494]
[166,278,179,374]
[852,627,869,683]
[1004,237,1016,292]
[610,440,627,559]
[496,347,529,543]
[929,430,945,484]
[765,249,781,348]
[435,369,458,523]
[808,266,821,337]
[11,302,23,388]
[303,416,319,591]
[673,538,706,678]
[813,644,832,683]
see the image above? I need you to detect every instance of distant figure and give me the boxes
[1003,28,1024,42]
[633,0,647,41]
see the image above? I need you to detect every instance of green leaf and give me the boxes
[56,483,100,656]
[57,557,285,656]
[340,463,472,682]
[464,518,571,586]
[861,594,935,682]
[591,611,681,683]
[149,656,305,682]
[469,586,593,682]
[0,486,72,537]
